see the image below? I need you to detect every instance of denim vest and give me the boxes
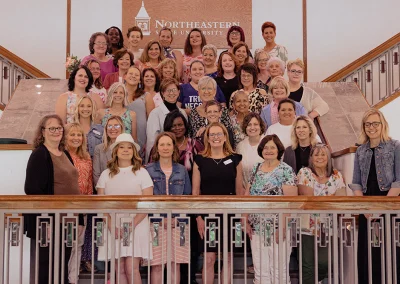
[349,139,400,193]
[87,124,104,158]
[145,161,192,195]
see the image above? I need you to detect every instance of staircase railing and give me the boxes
[323,33,400,106]
[0,46,50,107]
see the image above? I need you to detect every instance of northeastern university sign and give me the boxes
[122,0,252,48]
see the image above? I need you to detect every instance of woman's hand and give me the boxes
[196,216,205,239]
[242,219,253,240]
[195,127,206,138]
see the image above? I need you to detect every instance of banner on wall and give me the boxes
[122,0,252,49]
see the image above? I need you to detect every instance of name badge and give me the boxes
[223,159,233,165]
[93,130,101,136]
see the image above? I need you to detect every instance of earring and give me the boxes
[138,83,142,89]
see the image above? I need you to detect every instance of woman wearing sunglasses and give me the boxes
[93,115,125,185]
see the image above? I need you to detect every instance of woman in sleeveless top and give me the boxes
[55,66,104,124]
[96,82,137,141]
[125,66,155,160]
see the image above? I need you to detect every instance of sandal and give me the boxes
[83,261,98,273]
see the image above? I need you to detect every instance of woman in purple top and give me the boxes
[177,61,226,115]
[81,32,118,82]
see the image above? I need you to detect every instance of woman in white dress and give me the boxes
[96,133,153,283]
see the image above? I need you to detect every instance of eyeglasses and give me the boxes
[200,87,215,93]
[107,124,122,130]
[258,58,269,63]
[206,110,220,115]
[364,122,381,128]
[165,88,178,94]
[230,31,241,36]
[209,132,224,138]
[241,74,252,79]
[43,127,64,133]
[289,70,303,75]
[94,42,107,46]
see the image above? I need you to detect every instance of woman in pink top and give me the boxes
[81,32,117,82]
[181,28,207,83]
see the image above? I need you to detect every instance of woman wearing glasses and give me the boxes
[188,77,233,139]
[254,50,271,93]
[287,59,329,119]
[81,32,117,82]
[349,109,400,283]
[192,122,244,284]
[25,114,81,284]
[93,115,125,185]
[146,78,188,162]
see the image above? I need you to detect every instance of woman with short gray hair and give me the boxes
[202,44,218,78]
[188,77,233,138]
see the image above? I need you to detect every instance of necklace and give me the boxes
[211,158,223,165]
[299,145,310,152]
[177,137,186,149]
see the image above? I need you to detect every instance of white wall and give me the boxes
[380,96,400,141]
[1,0,399,81]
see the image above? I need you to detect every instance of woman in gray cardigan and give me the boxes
[93,115,125,185]
[283,116,319,174]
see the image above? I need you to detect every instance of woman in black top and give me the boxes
[215,51,240,105]
[192,122,244,284]
[283,116,319,174]
[24,114,82,284]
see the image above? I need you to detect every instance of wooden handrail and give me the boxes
[373,90,400,109]
[0,45,50,78]
[323,33,400,82]
[0,196,400,211]
[0,144,33,150]
[332,146,358,158]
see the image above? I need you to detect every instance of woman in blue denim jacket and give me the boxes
[349,109,400,283]
[73,95,104,158]
[145,132,191,283]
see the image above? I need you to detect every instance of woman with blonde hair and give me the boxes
[287,58,329,118]
[137,40,165,72]
[65,123,94,283]
[260,76,307,127]
[93,115,125,185]
[97,133,153,284]
[73,95,103,157]
[202,44,218,78]
[159,58,180,82]
[145,132,191,283]
[192,122,244,284]
[96,82,137,141]
[349,108,400,283]
[283,115,318,174]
